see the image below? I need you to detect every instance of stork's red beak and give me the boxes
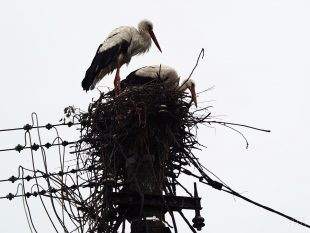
[149,30,162,52]
[189,84,197,107]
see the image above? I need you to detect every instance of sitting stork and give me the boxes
[82,20,162,94]
[121,65,198,107]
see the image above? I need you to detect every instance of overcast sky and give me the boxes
[0,0,310,232]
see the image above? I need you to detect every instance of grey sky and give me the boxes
[0,0,309,232]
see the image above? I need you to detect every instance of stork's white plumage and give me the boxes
[82,20,162,94]
[122,65,198,107]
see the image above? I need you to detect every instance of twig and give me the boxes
[179,48,205,89]
[207,120,271,133]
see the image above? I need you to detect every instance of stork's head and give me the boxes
[179,79,198,107]
[138,19,162,52]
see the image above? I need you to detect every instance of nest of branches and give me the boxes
[83,81,206,187]
[59,79,210,232]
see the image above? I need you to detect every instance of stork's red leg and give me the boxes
[114,65,121,96]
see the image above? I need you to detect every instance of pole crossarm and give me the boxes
[110,192,202,212]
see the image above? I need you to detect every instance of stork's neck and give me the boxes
[137,30,152,51]
[128,28,152,57]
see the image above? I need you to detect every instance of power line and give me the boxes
[0,121,80,133]
[0,165,96,183]
[183,168,310,229]
[0,182,95,201]
[222,188,310,229]
[0,140,78,153]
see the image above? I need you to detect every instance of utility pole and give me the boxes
[109,110,205,233]
[127,151,169,233]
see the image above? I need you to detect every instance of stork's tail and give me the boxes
[82,67,96,91]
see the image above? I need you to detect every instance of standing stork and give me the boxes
[121,65,198,107]
[82,20,162,94]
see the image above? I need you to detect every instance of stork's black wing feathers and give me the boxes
[120,67,154,88]
[82,40,130,91]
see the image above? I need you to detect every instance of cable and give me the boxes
[185,170,310,229]
[0,181,96,200]
[223,188,310,229]
[0,165,95,183]
[0,140,79,153]
[0,121,80,133]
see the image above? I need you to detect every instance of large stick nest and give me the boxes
[81,79,206,191]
